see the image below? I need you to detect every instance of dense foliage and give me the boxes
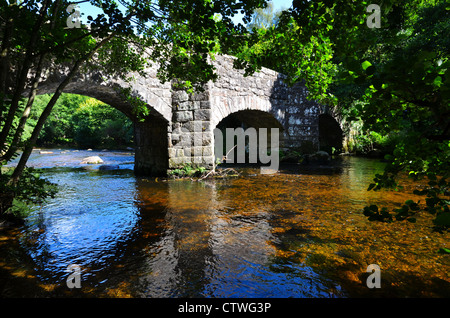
[28,94,133,148]
[238,0,449,230]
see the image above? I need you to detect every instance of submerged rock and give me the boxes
[280,152,302,164]
[81,156,103,164]
[305,151,330,164]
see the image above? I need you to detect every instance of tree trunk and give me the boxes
[9,33,116,185]
[0,191,15,219]
[1,54,46,163]
[2,0,64,162]
[0,0,51,149]
[0,1,16,101]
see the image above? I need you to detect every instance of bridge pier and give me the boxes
[167,85,216,171]
[134,117,169,176]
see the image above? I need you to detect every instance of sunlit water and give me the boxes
[0,149,449,297]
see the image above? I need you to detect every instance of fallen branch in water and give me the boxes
[171,145,240,181]
[196,167,240,181]
[196,145,240,180]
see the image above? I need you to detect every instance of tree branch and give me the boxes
[0,0,52,149]
[9,32,116,185]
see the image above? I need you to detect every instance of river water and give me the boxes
[0,149,449,297]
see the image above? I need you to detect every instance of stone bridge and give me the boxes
[37,54,335,176]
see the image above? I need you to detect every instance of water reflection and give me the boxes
[1,153,449,297]
[22,169,140,284]
[131,178,343,297]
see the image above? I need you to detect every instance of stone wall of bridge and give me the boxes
[167,55,321,171]
[35,54,322,175]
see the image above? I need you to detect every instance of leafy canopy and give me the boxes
[237,0,449,229]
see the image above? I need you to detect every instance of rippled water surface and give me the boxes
[0,149,449,297]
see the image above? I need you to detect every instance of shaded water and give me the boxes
[0,149,449,297]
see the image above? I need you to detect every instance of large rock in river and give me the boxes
[81,156,103,164]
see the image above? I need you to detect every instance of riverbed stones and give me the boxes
[81,156,104,164]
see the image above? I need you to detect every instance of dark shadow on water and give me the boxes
[218,157,349,176]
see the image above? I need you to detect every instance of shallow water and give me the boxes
[0,150,449,297]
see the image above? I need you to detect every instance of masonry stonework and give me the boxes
[36,54,322,176]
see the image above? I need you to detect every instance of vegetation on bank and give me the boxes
[168,163,208,179]
[26,93,133,149]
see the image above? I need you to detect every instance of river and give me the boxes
[0,149,449,297]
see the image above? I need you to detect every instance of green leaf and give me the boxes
[361,60,372,71]
[438,248,450,254]
[433,76,443,87]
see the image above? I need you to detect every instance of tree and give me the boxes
[354,2,450,228]
[71,97,133,148]
[35,94,89,146]
[234,1,339,105]
[235,0,449,231]
[0,0,269,220]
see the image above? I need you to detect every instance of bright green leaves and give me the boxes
[361,60,372,71]
[438,247,450,254]
[96,36,148,79]
[361,60,375,76]
[364,129,449,231]
[433,75,443,87]
[0,166,57,208]
[235,13,337,105]
[139,0,270,90]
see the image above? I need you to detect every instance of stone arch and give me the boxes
[36,69,172,123]
[34,71,173,176]
[208,55,321,154]
[210,95,285,131]
[214,109,284,134]
[213,109,285,164]
[21,53,323,175]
